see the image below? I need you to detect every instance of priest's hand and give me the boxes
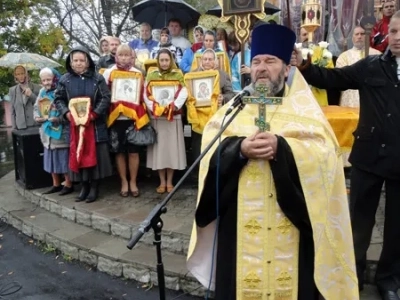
[240,131,277,160]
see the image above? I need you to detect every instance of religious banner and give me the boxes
[135,49,150,69]
[184,70,221,134]
[68,97,96,172]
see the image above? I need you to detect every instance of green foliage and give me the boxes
[0,0,68,96]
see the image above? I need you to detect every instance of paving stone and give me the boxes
[97,256,122,277]
[60,241,79,260]
[76,210,91,227]
[78,249,98,266]
[91,214,110,233]
[22,222,33,237]
[61,206,76,222]
[91,238,128,260]
[122,263,151,283]
[70,231,111,250]
[40,198,50,211]
[49,201,62,216]
[50,224,92,243]
[110,221,132,239]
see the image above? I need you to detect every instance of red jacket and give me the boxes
[370,15,391,52]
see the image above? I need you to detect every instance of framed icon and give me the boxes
[110,70,142,105]
[147,80,181,107]
[68,97,91,126]
[37,97,51,118]
[184,70,220,107]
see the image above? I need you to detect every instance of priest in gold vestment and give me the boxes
[187,24,359,300]
[336,26,381,108]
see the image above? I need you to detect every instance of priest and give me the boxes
[186,24,359,300]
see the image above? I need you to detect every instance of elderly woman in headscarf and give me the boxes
[54,46,112,203]
[9,65,41,130]
[180,25,205,73]
[150,27,183,65]
[34,67,73,196]
[143,48,188,194]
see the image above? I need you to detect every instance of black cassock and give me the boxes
[195,136,320,300]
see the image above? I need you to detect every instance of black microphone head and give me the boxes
[242,84,254,96]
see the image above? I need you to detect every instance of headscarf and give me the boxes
[14,65,29,86]
[156,48,175,74]
[159,27,172,48]
[201,30,220,52]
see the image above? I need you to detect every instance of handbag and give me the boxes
[127,124,157,146]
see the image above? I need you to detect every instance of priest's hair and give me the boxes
[39,67,54,78]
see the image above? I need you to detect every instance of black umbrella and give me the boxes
[132,0,201,29]
[206,3,281,17]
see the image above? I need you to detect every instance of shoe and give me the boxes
[120,191,129,197]
[86,180,99,203]
[166,185,174,193]
[76,182,90,202]
[59,186,74,196]
[156,185,166,194]
[380,290,400,300]
[43,186,63,194]
[131,190,140,197]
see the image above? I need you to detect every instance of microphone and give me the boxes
[225,85,254,116]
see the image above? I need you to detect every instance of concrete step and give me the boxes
[15,178,194,256]
[0,177,206,297]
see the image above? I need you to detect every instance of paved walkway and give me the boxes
[0,170,387,298]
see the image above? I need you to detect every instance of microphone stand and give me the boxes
[126,101,246,300]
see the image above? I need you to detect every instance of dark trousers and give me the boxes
[350,166,400,291]
[191,131,202,178]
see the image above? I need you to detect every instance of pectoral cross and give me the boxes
[242,85,283,131]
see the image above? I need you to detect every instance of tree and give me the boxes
[0,0,68,97]
[50,0,140,57]
[0,0,68,56]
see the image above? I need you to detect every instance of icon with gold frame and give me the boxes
[110,70,142,105]
[38,97,52,118]
[148,81,181,107]
[69,97,91,126]
[184,70,220,107]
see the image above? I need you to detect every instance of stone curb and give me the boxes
[15,184,191,256]
[0,201,207,297]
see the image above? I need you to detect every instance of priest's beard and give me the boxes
[253,67,286,96]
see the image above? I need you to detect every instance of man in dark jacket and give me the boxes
[294,10,400,300]
[96,37,120,71]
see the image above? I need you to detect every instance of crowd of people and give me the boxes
[7,2,400,298]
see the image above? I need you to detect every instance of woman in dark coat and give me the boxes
[54,46,112,203]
